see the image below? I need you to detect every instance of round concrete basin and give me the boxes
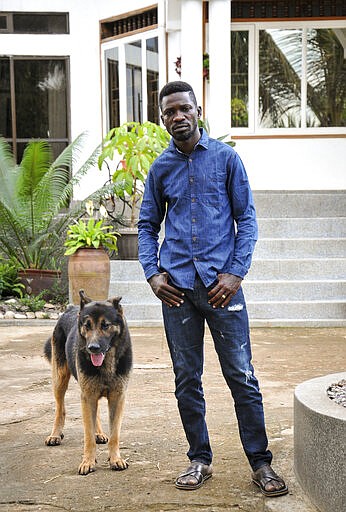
[294,372,346,512]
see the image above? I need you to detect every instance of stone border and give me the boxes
[294,372,346,512]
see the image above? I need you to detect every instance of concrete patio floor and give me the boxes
[0,323,345,512]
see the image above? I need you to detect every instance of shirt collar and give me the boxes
[169,128,209,155]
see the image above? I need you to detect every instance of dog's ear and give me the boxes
[79,289,92,309]
[109,296,122,312]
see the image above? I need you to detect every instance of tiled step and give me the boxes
[258,217,346,238]
[253,191,346,218]
[248,258,346,280]
[119,301,346,327]
[254,238,346,258]
[112,279,345,302]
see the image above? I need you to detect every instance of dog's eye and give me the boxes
[101,320,111,330]
[84,320,92,330]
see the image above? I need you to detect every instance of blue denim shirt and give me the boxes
[138,129,258,290]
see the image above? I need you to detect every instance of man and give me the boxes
[138,81,288,497]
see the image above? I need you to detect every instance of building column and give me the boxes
[180,0,204,106]
[208,0,231,137]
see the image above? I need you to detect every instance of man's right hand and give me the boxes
[148,272,185,307]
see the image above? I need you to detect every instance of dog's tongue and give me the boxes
[90,353,105,367]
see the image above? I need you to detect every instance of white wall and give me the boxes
[235,138,346,190]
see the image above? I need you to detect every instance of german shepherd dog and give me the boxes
[44,290,132,475]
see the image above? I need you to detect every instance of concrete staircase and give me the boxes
[110,191,346,327]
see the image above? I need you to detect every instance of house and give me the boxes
[1,0,345,325]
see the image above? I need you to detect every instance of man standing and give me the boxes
[138,81,288,497]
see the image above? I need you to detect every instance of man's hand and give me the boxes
[148,272,184,308]
[208,273,242,309]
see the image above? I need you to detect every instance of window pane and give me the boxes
[0,58,12,138]
[14,59,68,138]
[259,29,302,127]
[13,13,68,34]
[146,37,159,124]
[306,28,346,127]
[231,31,249,127]
[105,47,120,129]
[125,41,142,123]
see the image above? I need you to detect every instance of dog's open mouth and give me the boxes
[90,353,105,367]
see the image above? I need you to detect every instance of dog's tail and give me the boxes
[44,337,52,362]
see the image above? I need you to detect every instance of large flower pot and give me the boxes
[18,268,61,300]
[68,248,110,304]
[117,228,138,260]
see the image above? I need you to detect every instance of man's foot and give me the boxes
[252,464,288,497]
[175,461,213,490]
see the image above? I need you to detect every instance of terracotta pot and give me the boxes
[18,268,61,300]
[117,228,138,260]
[68,248,110,304]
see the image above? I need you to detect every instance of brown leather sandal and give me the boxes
[252,464,288,497]
[175,461,213,490]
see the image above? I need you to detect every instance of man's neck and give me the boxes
[174,130,201,155]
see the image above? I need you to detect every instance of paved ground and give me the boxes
[0,323,345,512]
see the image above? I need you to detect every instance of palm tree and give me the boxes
[258,28,346,127]
[0,134,100,270]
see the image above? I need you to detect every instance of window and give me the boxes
[0,57,70,160]
[231,21,346,133]
[0,12,69,34]
[102,31,159,130]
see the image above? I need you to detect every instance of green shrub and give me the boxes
[0,259,24,298]
[19,292,46,312]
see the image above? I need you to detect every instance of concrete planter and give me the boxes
[294,372,346,512]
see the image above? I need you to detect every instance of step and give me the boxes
[120,300,346,327]
[253,191,346,218]
[111,279,346,302]
[248,258,346,280]
[111,258,346,282]
[254,238,346,258]
[258,217,346,238]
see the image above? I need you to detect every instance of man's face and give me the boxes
[160,91,201,142]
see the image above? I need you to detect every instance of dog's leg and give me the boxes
[45,349,70,446]
[95,401,108,444]
[79,392,98,475]
[108,386,128,470]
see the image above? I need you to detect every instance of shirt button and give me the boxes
[189,177,194,184]
[192,218,196,223]
[192,236,197,242]
[189,158,193,162]
[191,197,195,202]
[194,256,198,261]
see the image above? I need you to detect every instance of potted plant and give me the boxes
[64,207,119,304]
[97,121,170,259]
[0,134,100,298]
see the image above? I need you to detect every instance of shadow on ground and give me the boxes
[0,324,345,511]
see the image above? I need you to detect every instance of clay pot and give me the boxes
[18,268,61,300]
[67,248,110,304]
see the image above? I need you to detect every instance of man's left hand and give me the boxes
[208,273,243,309]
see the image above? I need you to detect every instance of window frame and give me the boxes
[0,12,69,34]
[231,19,346,136]
[1,55,71,161]
[101,28,160,132]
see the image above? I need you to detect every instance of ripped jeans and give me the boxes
[162,274,272,471]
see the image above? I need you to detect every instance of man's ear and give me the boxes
[197,106,202,118]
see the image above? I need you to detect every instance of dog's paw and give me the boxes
[45,433,64,446]
[95,433,108,444]
[109,456,129,471]
[78,459,96,475]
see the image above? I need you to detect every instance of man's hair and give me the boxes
[159,81,197,109]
